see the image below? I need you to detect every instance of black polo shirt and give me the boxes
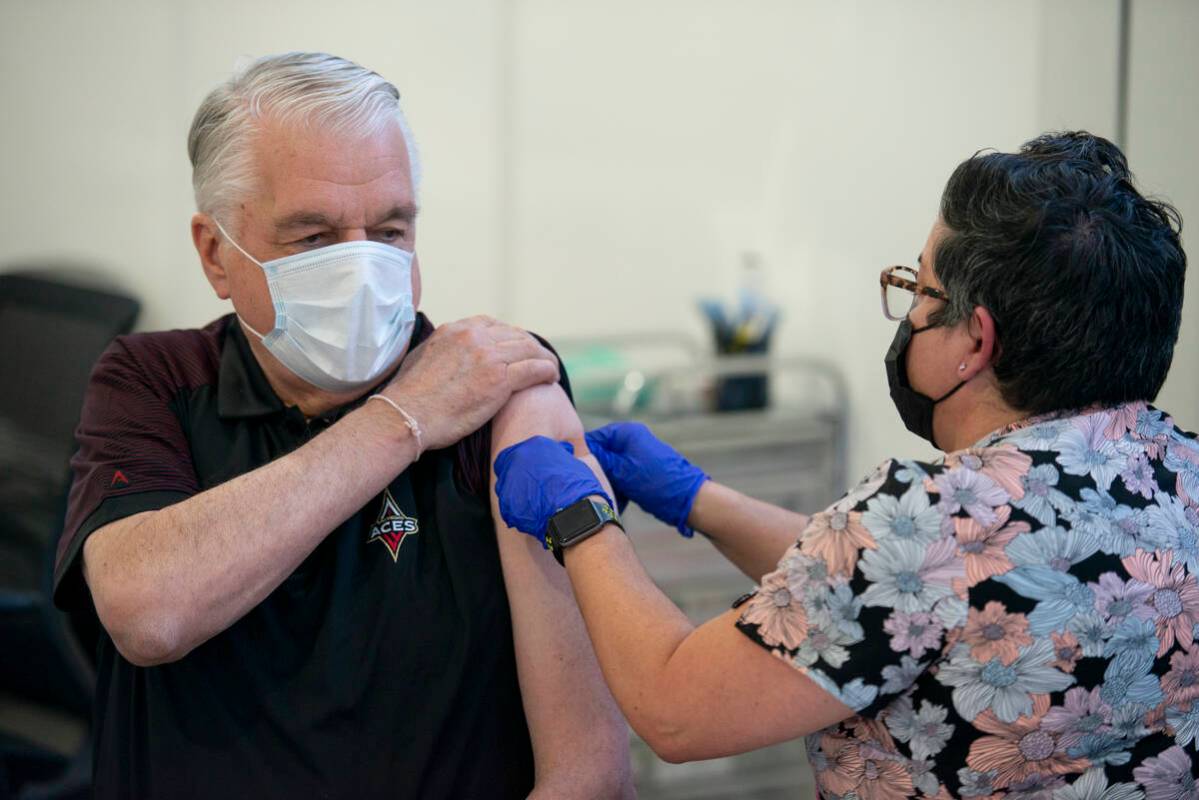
[54,313,557,799]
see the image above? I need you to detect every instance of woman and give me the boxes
[493,132,1196,798]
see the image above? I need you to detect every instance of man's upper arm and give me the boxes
[492,384,583,453]
[456,332,574,499]
[56,338,199,612]
[487,383,632,795]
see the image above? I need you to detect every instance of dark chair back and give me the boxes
[0,270,139,718]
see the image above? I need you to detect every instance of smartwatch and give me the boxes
[546,496,623,566]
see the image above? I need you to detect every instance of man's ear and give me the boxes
[963,305,999,377]
[192,213,231,300]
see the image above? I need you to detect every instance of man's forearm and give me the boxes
[494,531,635,800]
[687,481,808,581]
[84,402,417,665]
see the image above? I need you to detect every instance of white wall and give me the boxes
[508,0,1125,479]
[0,0,509,332]
[1127,0,1199,427]
[2,1,1194,483]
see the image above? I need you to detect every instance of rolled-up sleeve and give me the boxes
[54,339,199,612]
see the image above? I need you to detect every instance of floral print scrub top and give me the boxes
[735,402,1199,800]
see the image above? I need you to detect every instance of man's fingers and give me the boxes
[460,314,500,328]
[485,324,536,344]
[496,337,556,366]
[506,358,560,392]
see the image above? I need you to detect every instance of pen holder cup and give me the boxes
[712,335,771,412]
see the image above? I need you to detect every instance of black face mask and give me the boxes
[884,318,967,450]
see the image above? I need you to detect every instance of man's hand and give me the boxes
[585,422,708,536]
[494,436,613,546]
[381,316,559,451]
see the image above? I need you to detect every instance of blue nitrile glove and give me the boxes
[584,422,709,537]
[494,435,614,547]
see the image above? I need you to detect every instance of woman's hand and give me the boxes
[585,422,709,536]
[494,436,613,546]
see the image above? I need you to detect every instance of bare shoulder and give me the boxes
[491,383,583,451]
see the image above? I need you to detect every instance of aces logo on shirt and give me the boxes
[368,488,419,562]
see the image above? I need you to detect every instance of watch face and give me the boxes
[553,501,601,544]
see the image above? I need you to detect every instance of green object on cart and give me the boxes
[561,346,656,415]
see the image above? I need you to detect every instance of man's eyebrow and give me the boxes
[272,205,418,233]
[274,211,337,232]
[371,204,419,226]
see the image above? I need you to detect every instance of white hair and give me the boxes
[187,52,421,223]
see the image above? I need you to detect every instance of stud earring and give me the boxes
[958,363,967,372]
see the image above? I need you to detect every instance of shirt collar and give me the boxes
[216,312,434,420]
[967,401,1148,450]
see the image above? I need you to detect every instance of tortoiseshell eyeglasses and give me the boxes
[879,266,950,321]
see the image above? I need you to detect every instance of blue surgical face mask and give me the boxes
[215,220,417,393]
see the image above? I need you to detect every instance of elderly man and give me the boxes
[53,52,631,799]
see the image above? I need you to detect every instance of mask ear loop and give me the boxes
[909,320,970,404]
[211,218,266,268]
[211,217,273,340]
[235,314,269,341]
[933,378,968,404]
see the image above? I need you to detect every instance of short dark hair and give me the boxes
[932,131,1186,415]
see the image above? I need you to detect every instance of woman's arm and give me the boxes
[489,384,634,799]
[495,439,958,764]
[585,421,809,581]
[688,481,810,581]
[562,519,854,763]
[493,432,864,763]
